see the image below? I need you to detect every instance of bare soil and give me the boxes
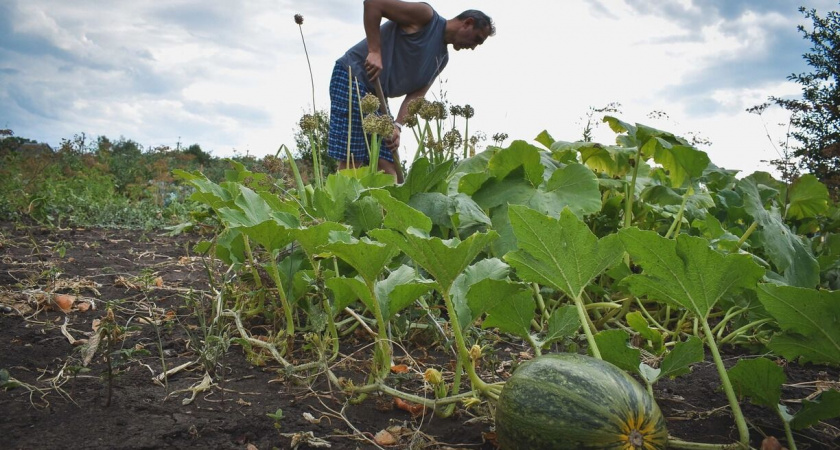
[1,223,839,449]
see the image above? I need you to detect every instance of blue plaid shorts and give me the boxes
[327,62,393,164]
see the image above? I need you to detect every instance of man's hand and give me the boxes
[365,51,383,81]
[385,125,401,151]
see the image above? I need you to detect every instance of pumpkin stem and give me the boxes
[628,429,645,449]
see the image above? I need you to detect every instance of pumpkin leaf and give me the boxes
[539,305,580,347]
[450,258,511,331]
[468,279,535,342]
[289,222,349,259]
[368,189,432,234]
[626,311,664,354]
[321,235,398,285]
[658,336,703,380]
[594,329,640,375]
[756,284,840,366]
[790,390,840,430]
[368,228,497,292]
[785,174,829,220]
[738,176,819,288]
[374,265,434,320]
[727,357,785,408]
[506,206,624,299]
[619,228,765,319]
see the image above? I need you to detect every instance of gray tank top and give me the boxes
[337,8,448,97]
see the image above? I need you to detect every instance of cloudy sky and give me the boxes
[1,0,837,176]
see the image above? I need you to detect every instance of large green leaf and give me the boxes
[467,279,535,341]
[505,206,624,299]
[727,357,785,408]
[577,143,634,178]
[215,184,299,252]
[790,390,840,430]
[488,140,545,186]
[374,265,434,320]
[368,228,497,291]
[289,222,349,259]
[738,176,819,288]
[619,228,764,318]
[450,258,511,331]
[345,195,383,235]
[657,336,703,381]
[321,234,398,285]
[649,140,711,188]
[326,276,372,314]
[756,284,840,366]
[311,172,363,221]
[540,305,580,347]
[543,163,602,217]
[595,329,641,374]
[785,174,830,220]
[389,157,453,202]
[368,189,433,234]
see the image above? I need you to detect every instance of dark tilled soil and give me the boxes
[1,223,838,449]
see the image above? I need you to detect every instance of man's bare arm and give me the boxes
[364,0,434,80]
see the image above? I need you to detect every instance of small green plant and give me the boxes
[266,407,284,429]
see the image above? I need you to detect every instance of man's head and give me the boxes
[450,10,495,51]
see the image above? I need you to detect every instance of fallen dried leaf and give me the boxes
[394,397,424,416]
[390,364,409,374]
[154,276,164,287]
[373,429,397,446]
[52,293,76,313]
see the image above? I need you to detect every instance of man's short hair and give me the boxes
[456,10,496,36]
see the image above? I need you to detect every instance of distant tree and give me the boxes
[771,6,840,196]
[183,144,212,166]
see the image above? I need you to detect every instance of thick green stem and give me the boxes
[267,260,296,341]
[665,188,691,239]
[624,145,643,230]
[440,289,488,393]
[667,438,743,450]
[701,320,750,448]
[718,318,775,346]
[778,407,798,450]
[574,294,601,359]
[736,221,759,250]
[365,280,392,380]
[437,358,463,418]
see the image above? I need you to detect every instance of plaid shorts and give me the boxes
[327,62,393,164]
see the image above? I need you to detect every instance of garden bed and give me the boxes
[1,224,838,449]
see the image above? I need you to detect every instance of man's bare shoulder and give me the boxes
[366,0,434,32]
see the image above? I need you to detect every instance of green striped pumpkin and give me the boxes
[495,353,668,450]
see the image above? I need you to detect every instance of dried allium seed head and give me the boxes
[299,113,318,133]
[407,97,426,116]
[418,101,438,120]
[404,115,418,128]
[449,105,463,117]
[363,114,394,136]
[443,129,462,149]
[294,14,304,25]
[433,101,448,120]
[462,104,474,119]
[262,155,283,174]
[360,93,380,115]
